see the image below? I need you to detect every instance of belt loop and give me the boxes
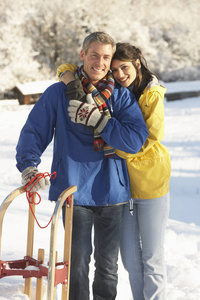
[129,198,134,216]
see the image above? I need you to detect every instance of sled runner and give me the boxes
[0,185,77,300]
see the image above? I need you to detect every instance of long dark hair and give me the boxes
[112,43,154,100]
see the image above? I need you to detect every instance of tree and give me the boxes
[0,0,200,97]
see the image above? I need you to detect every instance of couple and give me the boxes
[16,32,171,300]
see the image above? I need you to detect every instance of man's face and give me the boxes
[80,41,113,85]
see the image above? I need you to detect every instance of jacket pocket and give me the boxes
[114,158,125,187]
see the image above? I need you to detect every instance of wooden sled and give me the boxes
[0,185,77,300]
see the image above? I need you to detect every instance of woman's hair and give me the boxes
[83,32,116,54]
[112,43,154,100]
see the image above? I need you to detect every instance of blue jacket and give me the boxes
[16,82,148,205]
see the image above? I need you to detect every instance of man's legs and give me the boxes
[92,204,125,300]
[62,205,94,300]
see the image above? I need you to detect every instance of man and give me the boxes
[16,32,148,300]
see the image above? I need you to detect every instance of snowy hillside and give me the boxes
[0,82,200,299]
[0,0,200,96]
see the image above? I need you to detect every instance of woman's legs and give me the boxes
[120,202,144,300]
[138,194,170,300]
[120,193,170,300]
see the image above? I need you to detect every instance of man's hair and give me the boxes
[83,32,116,54]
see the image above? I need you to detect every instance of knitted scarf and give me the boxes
[75,66,115,157]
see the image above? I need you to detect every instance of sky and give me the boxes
[0,82,200,299]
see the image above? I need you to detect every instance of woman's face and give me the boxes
[111,59,139,88]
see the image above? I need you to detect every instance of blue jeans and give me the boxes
[62,204,125,300]
[120,194,170,300]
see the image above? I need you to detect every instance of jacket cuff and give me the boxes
[95,115,109,133]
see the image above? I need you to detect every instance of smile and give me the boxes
[92,67,104,72]
[119,77,128,82]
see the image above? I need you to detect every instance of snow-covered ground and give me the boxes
[0,82,200,299]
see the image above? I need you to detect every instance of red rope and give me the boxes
[24,171,56,229]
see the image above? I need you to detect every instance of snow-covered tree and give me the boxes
[0,0,200,97]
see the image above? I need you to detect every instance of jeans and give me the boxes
[62,204,125,300]
[120,193,170,300]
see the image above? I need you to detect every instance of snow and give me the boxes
[1,0,200,94]
[15,81,57,95]
[0,84,200,299]
[164,80,200,93]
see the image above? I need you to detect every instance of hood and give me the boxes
[146,75,167,98]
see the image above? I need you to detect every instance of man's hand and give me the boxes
[68,100,98,126]
[21,167,50,192]
[68,100,109,132]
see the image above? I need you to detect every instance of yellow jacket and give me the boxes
[115,77,171,199]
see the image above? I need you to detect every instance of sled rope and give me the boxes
[24,172,56,229]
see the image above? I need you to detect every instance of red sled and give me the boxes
[0,185,77,300]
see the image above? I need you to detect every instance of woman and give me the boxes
[57,42,171,300]
[111,43,171,300]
